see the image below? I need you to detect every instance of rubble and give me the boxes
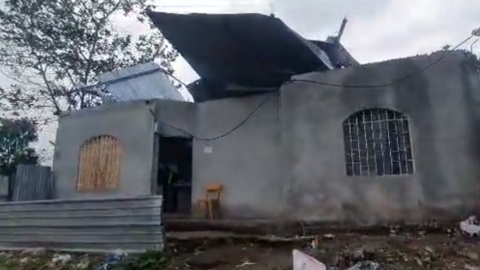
[460,216,480,236]
[0,250,104,270]
[1,223,480,270]
[163,224,480,270]
[51,253,72,265]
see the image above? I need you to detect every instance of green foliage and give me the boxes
[109,250,171,270]
[0,0,178,115]
[0,117,39,176]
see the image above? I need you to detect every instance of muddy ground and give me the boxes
[165,230,480,270]
[2,229,480,269]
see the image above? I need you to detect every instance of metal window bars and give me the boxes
[343,108,414,177]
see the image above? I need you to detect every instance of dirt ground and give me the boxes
[2,229,480,269]
[165,230,480,270]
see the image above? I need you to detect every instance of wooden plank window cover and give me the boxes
[76,135,122,191]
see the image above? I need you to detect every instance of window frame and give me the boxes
[76,135,123,191]
[342,108,415,177]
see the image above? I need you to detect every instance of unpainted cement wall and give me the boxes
[52,51,480,223]
[281,51,480,223]
[192,93,283,218]
[52,100,156,199]
[155,99,196,138]
[154,94,283,218]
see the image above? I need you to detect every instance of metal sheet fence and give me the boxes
[0,196,164,253]
[0,176,9,201]
[13,165,53,201]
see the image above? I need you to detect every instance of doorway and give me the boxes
[157,136,192,215]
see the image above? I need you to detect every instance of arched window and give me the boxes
[76,135,122,191]
[343,108,414,177]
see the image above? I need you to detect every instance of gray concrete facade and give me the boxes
[52,51,480,223]
[281,51,480,223]
[52,100,156,199]
[152,95,283,218]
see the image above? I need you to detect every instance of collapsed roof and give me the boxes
[148,12,359,102]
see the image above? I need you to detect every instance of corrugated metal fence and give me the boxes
[0,196,164,253]
[12,165,53,201]
[0,176,9,201]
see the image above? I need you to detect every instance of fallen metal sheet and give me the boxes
[147,12,334,88]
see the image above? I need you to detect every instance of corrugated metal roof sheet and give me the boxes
[98,62,185,103]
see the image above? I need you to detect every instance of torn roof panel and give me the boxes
[321,37,359,68]
[147,12,334,87]
[98,62,185,103]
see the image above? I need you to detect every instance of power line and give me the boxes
[156,93,271,141]
[27,34,475,143]
[287,35,474,89]
[154,34,474,141]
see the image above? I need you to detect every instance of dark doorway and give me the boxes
[157,136,192,214]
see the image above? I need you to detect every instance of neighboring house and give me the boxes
[52,50,480,223]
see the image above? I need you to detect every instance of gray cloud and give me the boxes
[153,0,480,81]
[271,0,390,38]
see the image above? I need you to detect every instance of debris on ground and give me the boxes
[165,227,480,270]
[2,223,480,270]
[0,249,167,270]
[293,249,326,270]
[97,249,128,270]
[460,216,480,237]
[343,261,381,270]
[0,250,105,270]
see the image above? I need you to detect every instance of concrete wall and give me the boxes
[153,96,283,218]
[151,100,196,202]
[155,99,196,138]
[52,100,156,199]
[52,51,480,223]
[190,93,283,218]
[281,51,480,223]
[0,196,163,252]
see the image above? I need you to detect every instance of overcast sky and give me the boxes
[2,0,480,164]
[139,0,480,84]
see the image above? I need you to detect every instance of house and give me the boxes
[49,13,480,223]
[51,12,480,224]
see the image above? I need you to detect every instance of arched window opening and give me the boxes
[76,135,122,191]
[343,108,414,177]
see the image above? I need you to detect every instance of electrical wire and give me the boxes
[155,34,475,141]
[287,35,474,89]
[156,93,272,141]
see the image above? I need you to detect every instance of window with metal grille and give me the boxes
[76,135,122,191]
[343,108,414,177]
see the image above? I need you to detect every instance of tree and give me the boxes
[0,118,39,176]
[0,0,178,116]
